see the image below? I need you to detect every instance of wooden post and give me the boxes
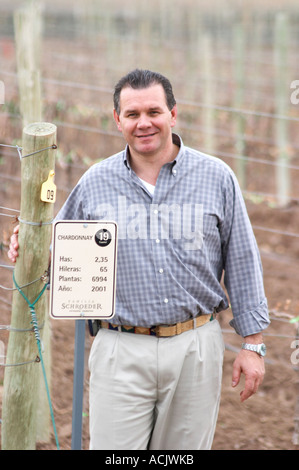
[202,34,215,155]
[1,122,57,450]
[274,13,290,206]
[14,0,43,126]
[233,22,246,190]
[14,1,53,443]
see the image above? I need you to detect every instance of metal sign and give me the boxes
[50,220,117,319]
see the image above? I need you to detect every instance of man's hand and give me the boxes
[231,333,265,402]
[7,225,19,263]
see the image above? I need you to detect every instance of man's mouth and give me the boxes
[136,133,156,139]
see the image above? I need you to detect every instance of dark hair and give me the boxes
[113,69,176,114]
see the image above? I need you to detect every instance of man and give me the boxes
[9,69,269,450]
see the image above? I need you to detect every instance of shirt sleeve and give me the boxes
[220,169,270,337]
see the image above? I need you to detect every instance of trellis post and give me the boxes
[202,34,215,155]
[274,12,290,206]
[233,22,246,190]
[13,0,54,443]
[14,0,43,127]
[1,122,57,450]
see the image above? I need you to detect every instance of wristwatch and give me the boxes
[241,343,267,357]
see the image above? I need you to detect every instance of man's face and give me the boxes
[113,84,177,159]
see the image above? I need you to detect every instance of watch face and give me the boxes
[260,344,266,356]
[257,344,266,356]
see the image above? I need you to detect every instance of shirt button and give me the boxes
[164,298,169,303]
[153,209,158,214]
[159,268,164,274]
[156,239,160,243]
[172,169,177,175]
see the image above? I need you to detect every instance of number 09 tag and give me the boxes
[41,170,57,203]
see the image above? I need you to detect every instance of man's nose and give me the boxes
[137,114,151,128]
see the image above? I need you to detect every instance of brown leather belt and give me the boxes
[100,314,212,338]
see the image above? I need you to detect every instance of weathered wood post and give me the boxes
[1,122,57,450]
[202,34,215,155]
[14,0,43,127]
[233,22,246,190]
[274,12,290,206]
[14,1,53,443]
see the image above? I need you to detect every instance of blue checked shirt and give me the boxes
[56,134,269,337]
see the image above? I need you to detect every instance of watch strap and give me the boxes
[241,342,266,356]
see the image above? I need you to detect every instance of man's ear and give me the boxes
[113,109,122,132]
[170,104,178,128]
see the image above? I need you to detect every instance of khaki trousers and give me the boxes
[88,319,224,450]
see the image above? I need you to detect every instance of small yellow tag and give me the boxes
[41,170,57,203]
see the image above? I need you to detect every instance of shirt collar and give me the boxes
[123,133,185,172]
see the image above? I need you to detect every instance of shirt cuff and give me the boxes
[229,298,270,337]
